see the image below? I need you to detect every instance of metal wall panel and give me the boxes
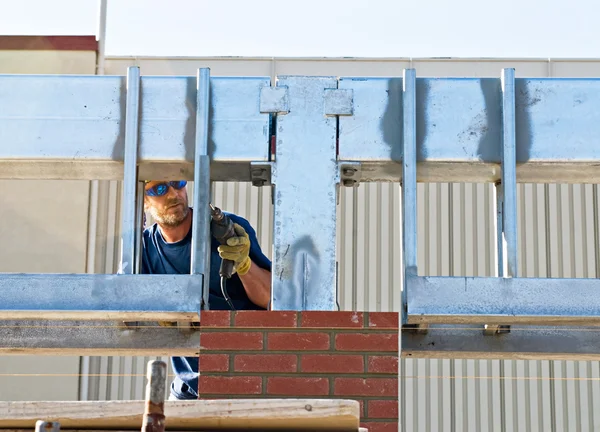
[83,57,600,432]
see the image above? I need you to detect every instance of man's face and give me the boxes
[143,181,190,227]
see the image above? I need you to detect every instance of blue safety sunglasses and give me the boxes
[144,180,187,197]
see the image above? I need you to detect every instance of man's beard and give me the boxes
[150,200,189,227]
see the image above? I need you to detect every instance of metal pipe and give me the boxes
[141,360,167,432]
[96,0,107,76]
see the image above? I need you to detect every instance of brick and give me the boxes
[335,333,398,352]
[198,376,262,395]
[367,356,399,374]
[334,378,398,397]
[301,354,363,373]
[367,312,399,329]
[268,332,330,351]
[267,377,329,396]
[234,311,297,328]
[200,311,231,327]
[234,354,297,373]
[368,400,398,419]
[360,422,398,432]
[201,332,263,350]
[198,354,229,372]
[301,311,364,328]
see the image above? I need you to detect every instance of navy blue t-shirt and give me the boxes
[140,208,271,399]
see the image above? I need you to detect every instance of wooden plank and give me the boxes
[0,399,360,431]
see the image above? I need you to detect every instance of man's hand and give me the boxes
[218,223,251,275]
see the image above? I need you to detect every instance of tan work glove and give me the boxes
[217,223,252,276]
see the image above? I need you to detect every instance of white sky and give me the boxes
[0,0,598,58]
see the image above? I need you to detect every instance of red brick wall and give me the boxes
[198,311,399,432]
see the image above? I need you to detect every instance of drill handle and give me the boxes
[220,258,235,279]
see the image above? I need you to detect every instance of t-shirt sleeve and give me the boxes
[230,214,272,272]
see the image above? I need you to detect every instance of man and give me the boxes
[140,179,272,400]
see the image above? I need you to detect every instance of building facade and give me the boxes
[1,39,599,430]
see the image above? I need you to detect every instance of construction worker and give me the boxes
[140,180,272,400]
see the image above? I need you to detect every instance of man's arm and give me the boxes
[239,261,271,309]
[216,218,273,309]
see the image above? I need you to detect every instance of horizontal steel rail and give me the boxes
[1,321,598,360]
[403,325,600,360]
[407,275,600,325]
[0,274,201,321]
[0,321,200,356]
[1,75,600,183]
[0,74,270,181]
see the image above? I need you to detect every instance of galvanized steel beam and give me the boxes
[2,75,600,183]
[0,320,200,356]
[269,76,339,310]
[3,320,599,360]
[338,76,600,184]
[403,325,600,361]
[190,68,212,310]
[407,275,600,325]
[0,74,271,181]
[0,274,202,321]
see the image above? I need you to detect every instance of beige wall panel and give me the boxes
[0,44,95,402]
[411,59,551,77]
[274,59,411,77]
[0,51,96,74]
[0,179,90,401]
[0,180,90,273]
[552,60,600,77]
[105,58,273,77]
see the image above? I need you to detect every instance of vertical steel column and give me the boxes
[402,69,418,324]
[486,68,517,335]
[496,183,507,277]
[501,68,518,278]
[134,180,145,274]
[119,66,141,275]
[271,77,339,310]
[190,68,211,311]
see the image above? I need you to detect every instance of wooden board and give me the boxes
[0,399,360,431]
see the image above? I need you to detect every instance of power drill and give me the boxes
[209,204,236,309]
